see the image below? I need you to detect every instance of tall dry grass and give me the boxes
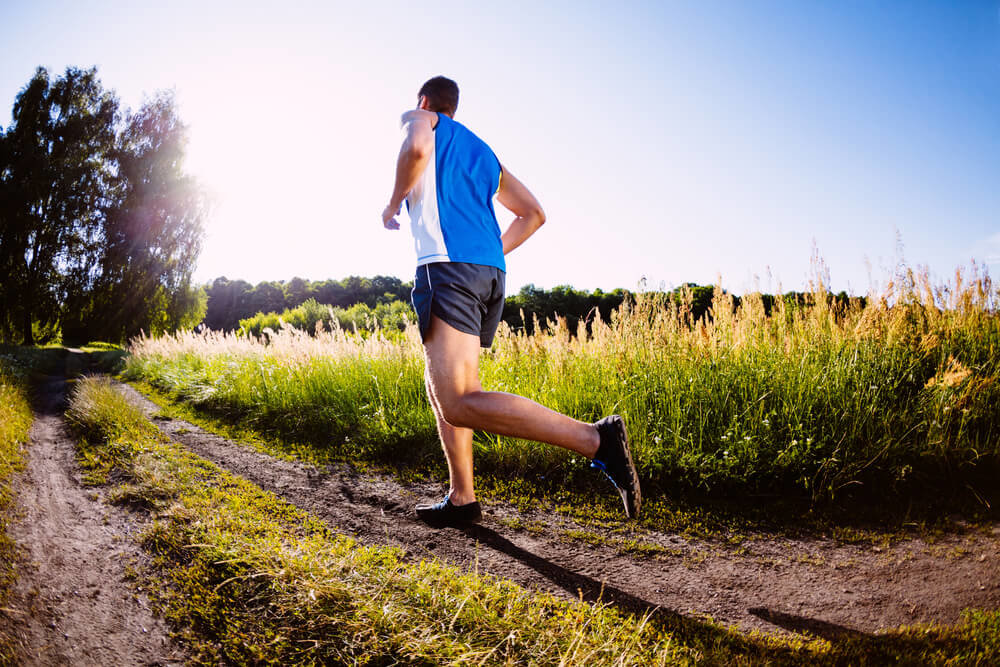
[125,262,1000,505]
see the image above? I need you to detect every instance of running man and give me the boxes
[381,76,640,525]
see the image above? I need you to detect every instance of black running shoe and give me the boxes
[591,415,641,519]
[415,495,482,526]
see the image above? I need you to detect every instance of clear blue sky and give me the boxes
[2,0,998,295]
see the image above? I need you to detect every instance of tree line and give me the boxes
[204,276,851,337]
[203,275,413,331]
[0,66,205,345]
[205,275,865,337]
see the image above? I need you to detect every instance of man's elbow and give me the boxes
[405,144,429,162]
[532,207,546,228]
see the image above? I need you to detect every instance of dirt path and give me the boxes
[119,382,1000,638]
[2,374,183,666]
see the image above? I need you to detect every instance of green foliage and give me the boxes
[503,283,631,334]
[502,282,859,337]
[199,273,860,348]
[238,298,415,338]
[60,89,207,343]
[204,275,413,332]
[0,66,118,345]
[0,357,33,663]
[0,66,206,346]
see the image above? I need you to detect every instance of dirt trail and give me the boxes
[119,382,1000,638]
[2,371,183,666]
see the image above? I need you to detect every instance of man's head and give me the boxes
[417,76,459,117]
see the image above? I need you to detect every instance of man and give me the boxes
[381,76,640,525]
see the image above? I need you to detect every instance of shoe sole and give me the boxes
[415,513,482,528]
[610,416,641,519]
[415,501,483,527]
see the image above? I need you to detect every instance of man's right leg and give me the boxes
[424,314,599,457]
[425,370,477,506]
[423,314,640,519]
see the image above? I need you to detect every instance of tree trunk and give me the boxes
[22,307,34,346]
[0,295,8,343]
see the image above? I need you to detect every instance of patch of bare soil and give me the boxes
[119,382,1000,639]
[1,374,183,666]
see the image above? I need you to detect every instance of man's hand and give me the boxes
[382,203,401,230]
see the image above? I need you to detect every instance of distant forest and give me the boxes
[203,275,637,335]
[203,275,855,338]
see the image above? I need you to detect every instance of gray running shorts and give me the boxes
[411,262,506,348]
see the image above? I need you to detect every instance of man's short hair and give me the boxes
[418,76,459,117]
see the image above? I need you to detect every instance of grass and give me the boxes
[0,343,126,378]
[67,376,694,664]
[123,262,1000,520]
[129,379,931,545]
[0,356,34,665]
[69,374,1000,664]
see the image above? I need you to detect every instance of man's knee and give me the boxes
[437,392,479,429]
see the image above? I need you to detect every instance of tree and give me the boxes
[249,281,286,316]
[204,277,255,332]
[313,279,346,308]
[502,283,630,334]
[74,91,206,341]
[285,276,313,308]
[0,67,118,344]
[1,67,205,344]
[0,121,10,342]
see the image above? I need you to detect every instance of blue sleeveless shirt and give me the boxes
[406,114,505,271]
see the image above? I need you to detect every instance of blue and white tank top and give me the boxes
[406,114,505,271]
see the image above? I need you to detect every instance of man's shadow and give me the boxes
[460,522,669,618]
[748,607,864,640]
[458,522,874,655]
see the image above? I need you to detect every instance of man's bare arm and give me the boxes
[382,110,435,229]
[496,166,546,254]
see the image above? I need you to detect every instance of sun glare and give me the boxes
[178,53,404,283]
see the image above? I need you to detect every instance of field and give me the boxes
[124,265,1000,513]
[1,266,999,664]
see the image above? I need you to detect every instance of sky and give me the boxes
[2,0,998,296]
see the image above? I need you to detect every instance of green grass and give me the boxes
[67,376,695,664]
[0,356,34,665]
[124,265,1000,517]
[0,344,127,377]
[68,375,1000,664]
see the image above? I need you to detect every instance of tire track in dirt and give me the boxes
[1,373,183,666]
[119,381,1000,638]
